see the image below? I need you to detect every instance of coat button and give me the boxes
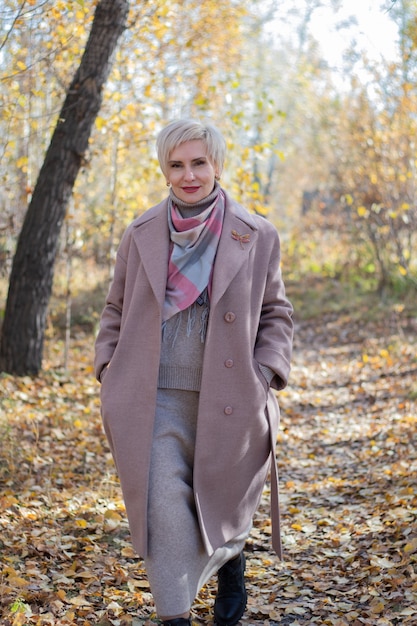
[225,359,234,368]
[224,312,236,323]
[224,406,233,415]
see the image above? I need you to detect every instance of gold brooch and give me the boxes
[231,230,250,248]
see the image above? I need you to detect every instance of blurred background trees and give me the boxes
[0,0,129,374]
[0,0,416,370]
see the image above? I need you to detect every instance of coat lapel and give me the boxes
[130,194,258,310]
[131,200,169,306]
[211,195,258,307]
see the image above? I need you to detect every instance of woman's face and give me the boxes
[166,140,218,203]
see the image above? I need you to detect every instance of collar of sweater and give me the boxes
[169,181,221,217]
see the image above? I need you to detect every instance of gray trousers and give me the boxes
[144,388,248,617]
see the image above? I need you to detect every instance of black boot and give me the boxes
[162,619,191,626]
[214,552,247,626]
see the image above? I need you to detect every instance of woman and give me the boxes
[94,119,293,625]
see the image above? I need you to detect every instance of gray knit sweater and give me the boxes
[157,185,274,392]
[157,187,218,392]
[158,291,208,391]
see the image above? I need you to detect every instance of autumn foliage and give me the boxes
[1,289,416,625]
[1,1,417,623]
[1,1,417,293]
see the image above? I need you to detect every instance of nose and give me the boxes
[184,167,195,181]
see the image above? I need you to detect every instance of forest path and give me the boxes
[0,308,416,625]
[237,310,417,625]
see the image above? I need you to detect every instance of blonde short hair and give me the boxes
[156,119,226,178]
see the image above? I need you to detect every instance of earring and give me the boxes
[215,175,220,181]
[166,181,171,187]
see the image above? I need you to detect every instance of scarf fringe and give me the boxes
[161,289,210,347]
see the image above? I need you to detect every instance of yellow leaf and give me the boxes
[404,538,417,554]
[11,614,27,626]
[16,156,28,169]
[8,575,29,588]
[104,509,122,520]
[121,546,136,558]
[288,506,300,514]
[75,518,88,528]
[95,116,106,130]
[357,205,368,217]
[0,495,19,509]
[370,600,385,613]
[104,509,122,530]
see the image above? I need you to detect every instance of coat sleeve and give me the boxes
[254,225,294,391]
[94,227,131,382]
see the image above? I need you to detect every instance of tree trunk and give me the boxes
[0,0,129,375]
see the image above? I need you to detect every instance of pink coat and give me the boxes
[94,191,293,558]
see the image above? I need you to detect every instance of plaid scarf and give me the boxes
[162,189,225,323]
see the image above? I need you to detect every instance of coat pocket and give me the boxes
[252,358,269,399]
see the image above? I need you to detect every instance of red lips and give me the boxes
[182,187,200,193]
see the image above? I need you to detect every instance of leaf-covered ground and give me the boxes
[0,308,416,625]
